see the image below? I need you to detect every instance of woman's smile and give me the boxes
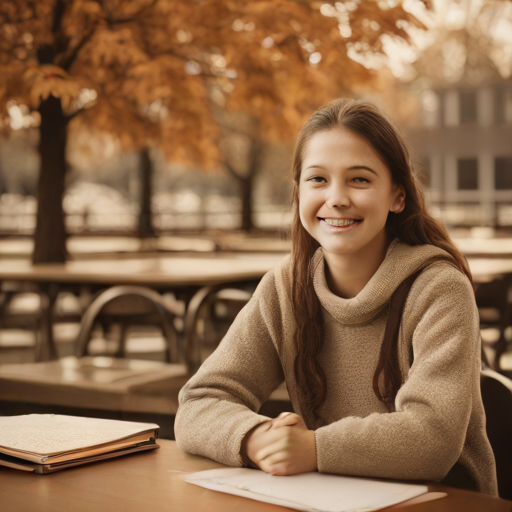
[319,218,363,230]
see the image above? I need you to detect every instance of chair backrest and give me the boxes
[74,285,181,364]
[184,283,253,373]
[480,367,512,500]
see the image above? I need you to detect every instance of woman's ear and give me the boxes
[390,185,406,213]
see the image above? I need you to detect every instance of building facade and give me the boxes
[405,31,512,228]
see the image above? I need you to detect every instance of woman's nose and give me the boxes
[326,184,350,209]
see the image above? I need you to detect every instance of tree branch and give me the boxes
[51,0,66,35]
[107,0,158,26]
[223,160,243,181]
[64,105,87,123]
[57,25,98,71]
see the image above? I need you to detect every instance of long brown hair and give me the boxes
[290,98,471,427]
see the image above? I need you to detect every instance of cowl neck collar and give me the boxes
[311,238,451,325]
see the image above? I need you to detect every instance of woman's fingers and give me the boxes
[259,455,290,475]
[254,437,288,462]
[256,442,293,475]
[272,412,305,429]
[259,450,303,476]
[259,449,288,467]
[253,427,317,476]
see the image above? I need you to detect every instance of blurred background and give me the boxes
[1,2,512,491]
[3,0,512,244]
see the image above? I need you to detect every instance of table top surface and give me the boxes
[0,236,217,256]
[0,235,292,257]
[2,235,512,253]
[468,257,512,282]
[2,235,512,256]
[0,440,510,512]
[0,252,288,286]
[0,253,511,285]
[453,237,512,256]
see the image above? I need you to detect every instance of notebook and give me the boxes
[0,414,159,474]
[184,467,430,512]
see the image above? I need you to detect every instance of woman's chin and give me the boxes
[319,232,388,258]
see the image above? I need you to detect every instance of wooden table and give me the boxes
[0,440,509,512]
[0,253,287,361]
[1,252,509,286]
[1,252,512,361]
[0,236,217,258]
[0,252,286,286]
[454,238,512,258]
[467,258,512,283]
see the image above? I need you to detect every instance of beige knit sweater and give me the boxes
[175,238,498,496]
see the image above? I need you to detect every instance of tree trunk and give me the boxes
[138,147,155,238]
[32,95,68,264]
[239,136,262,232]
[0,156,5,196]
[224,128,262,232]
[240,176,254,231]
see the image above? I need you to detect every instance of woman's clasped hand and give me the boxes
[242,412,317,476]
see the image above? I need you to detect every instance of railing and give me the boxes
[3,202,512,236]
[0,207,294,235]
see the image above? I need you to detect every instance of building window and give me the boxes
[459,90,477,124]
[495,87,512,124]
[495,157,512,190]
[421,90,440,128]
[495,87,506,124]
[438,91,445,126]
[457,158,478,190]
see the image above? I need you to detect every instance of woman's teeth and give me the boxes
[323,219,361,226]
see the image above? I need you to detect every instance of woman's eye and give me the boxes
[353,177,369,183]
[308,176,325,183]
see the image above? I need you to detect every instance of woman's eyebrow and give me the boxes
[347,165,378,176]
[303,164,326,171]
[304,164,378,175]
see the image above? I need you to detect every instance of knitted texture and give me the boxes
[175,239,498,496]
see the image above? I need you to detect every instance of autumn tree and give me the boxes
[0,0,427,262]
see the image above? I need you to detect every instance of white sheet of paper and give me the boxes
[184,468,428,512]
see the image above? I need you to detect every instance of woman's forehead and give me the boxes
[301,128,388,172]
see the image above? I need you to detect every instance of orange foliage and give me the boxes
[0,0,427,166]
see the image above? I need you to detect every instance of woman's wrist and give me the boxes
[240,422,268,468]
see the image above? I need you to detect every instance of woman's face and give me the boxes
[299,127,405,258]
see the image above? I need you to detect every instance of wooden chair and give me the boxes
[0,286,189,439]
[475,275,512,371]
[74,285,181,364]
[184,283,292,416]
[184,283,254,372]
[0,281,85,362]
[480,365,512,499]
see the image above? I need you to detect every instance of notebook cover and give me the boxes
[0,414,160,463]
[0,440,159,474]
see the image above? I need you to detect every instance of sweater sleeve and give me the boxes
[314,264,480,481]
[174,269,286,467]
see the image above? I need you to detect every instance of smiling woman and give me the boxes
[175,99,498,497]
[298,127,405,299]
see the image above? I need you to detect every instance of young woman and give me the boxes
[175,99,498,496]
